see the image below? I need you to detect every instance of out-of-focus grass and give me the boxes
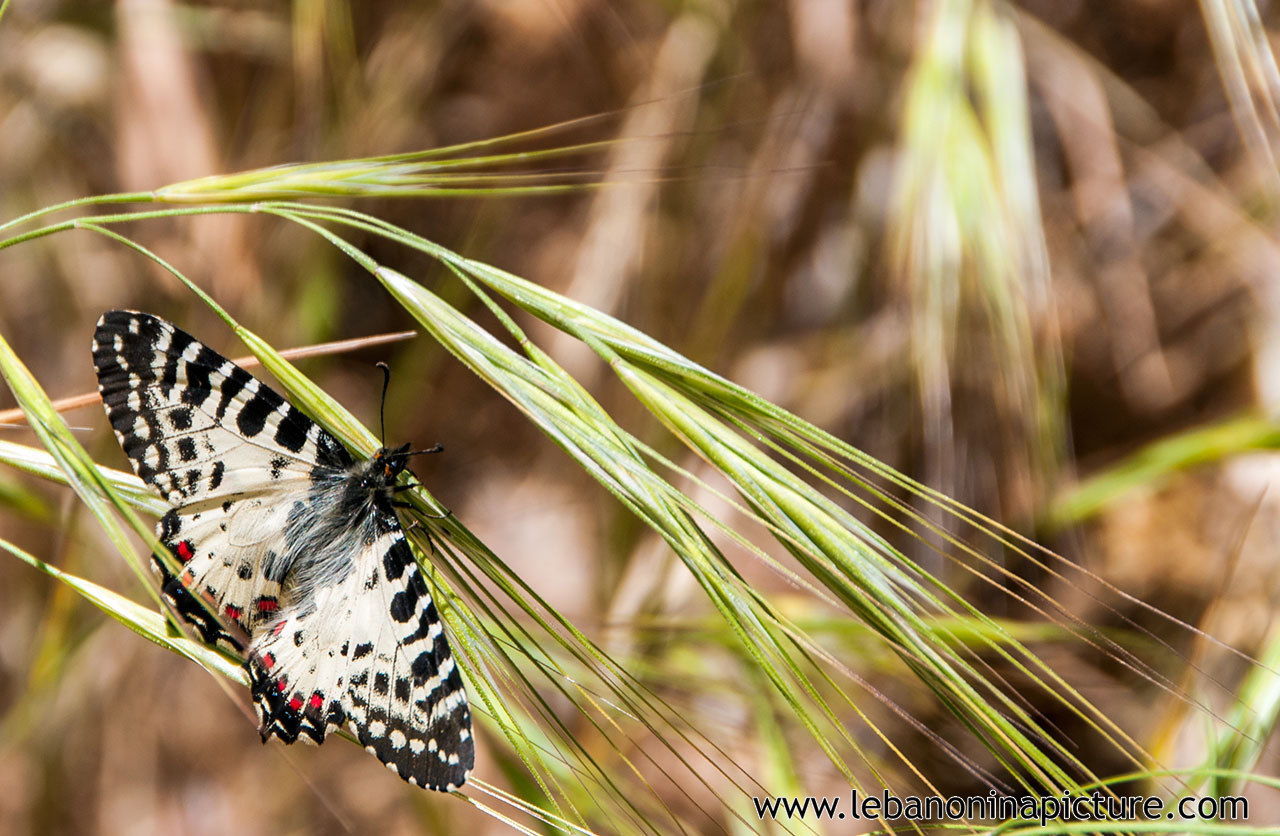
[888,0,1061,528]
[1,0,1279,833]
[1050,414,1280,528]
[1202,623,1280,800]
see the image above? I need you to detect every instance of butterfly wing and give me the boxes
[248,523,475,791]
[93,310,352,650]
[93,310,474,791]
[93,310,351,500]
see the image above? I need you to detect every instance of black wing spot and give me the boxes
[389,584,420,624]
[161,328,195,391]
[215,367,248,420]
[236,391,275,438]
[373,672,390,696]
[108,404,137,434]
[411,649,437,682]
[168,406,193,430]
[274,408,312,453]
[353,642,373,660]
[209,460,225,491]
[177,437,197,462]
[382,539,411,581]
[160,510,182,539]
[181,348,217,407]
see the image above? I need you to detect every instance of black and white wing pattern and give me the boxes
[92,310,474,791]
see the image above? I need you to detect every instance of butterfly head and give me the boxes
[366,443,413,492]
[359,443,443,501]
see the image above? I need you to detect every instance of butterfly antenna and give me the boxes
[375,362,391,446]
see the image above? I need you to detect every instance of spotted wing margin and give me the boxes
[248,526,474,791]
[93,310,353,649]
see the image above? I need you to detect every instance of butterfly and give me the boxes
[92,310,474,791]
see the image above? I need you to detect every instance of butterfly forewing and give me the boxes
[92,310,474,791]
[93,310,349,499]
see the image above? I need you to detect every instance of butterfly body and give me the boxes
[92,311,473,791]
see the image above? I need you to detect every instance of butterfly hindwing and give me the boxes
[92,310,474,791]
[151,500,293,651]
[248,526,474,790]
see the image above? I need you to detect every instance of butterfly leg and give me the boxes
[399,516,454,556]
[417,522,441,556]
[390,499,451,521]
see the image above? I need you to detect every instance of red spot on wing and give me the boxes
[261,652,275,670]
[225,604,242,621]
[255,596,278,613]
[309,693,324,710]
[271,621,287,636]
[288,695,303,711]
[177,541,194,562]
[276,679,288,693]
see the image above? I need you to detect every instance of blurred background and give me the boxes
[1,0,1279,833]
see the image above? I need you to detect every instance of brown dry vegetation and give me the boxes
[0,1,1278,834]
